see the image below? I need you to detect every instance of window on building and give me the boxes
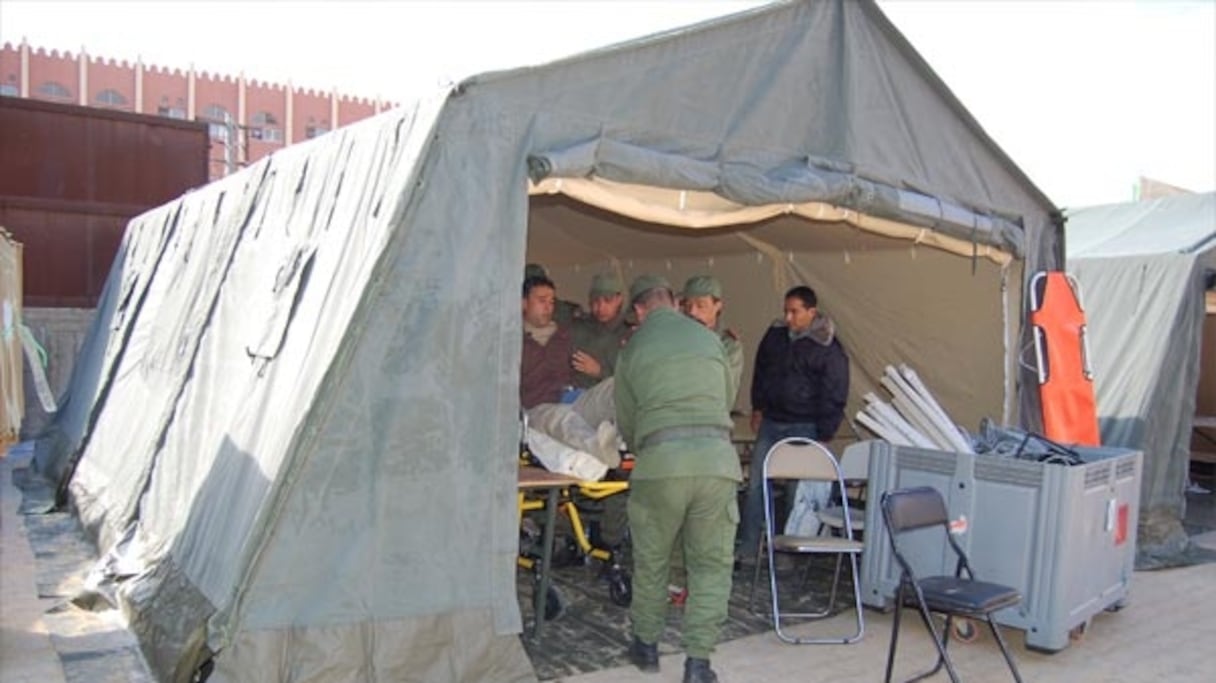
[37,81,72,100]
[200,104,230,122]
[200,104,232,142]
[248,111,284,144]
[251,111,278,126]
[305,124,329,139]
[95,88,129,109]
[157,105,188,119]
[249,127,284,144]
[209,122,230,143]
[0,83,17,97]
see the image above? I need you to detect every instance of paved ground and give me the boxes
[559,560,1216,683]
[0,443,67,683]
[4,441,1215,682]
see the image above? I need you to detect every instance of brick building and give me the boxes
[1,39,391,180]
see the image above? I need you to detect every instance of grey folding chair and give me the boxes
[750,437,864,644]
[816,441,870,537]
[881,486,1023,683]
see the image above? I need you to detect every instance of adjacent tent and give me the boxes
[30,2,1060,680]
[1066,192,1216,562]
[1,227,22,445]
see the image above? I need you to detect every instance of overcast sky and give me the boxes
[1,0,1213,209]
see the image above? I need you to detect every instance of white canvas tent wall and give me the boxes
[30,2,1059,681]
[1066,192,1216,562]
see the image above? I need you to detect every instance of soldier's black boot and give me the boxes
[683,657,718,683]
[628,636,659,673]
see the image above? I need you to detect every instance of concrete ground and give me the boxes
[2,442,67,683]
[4,441,1215,683]
[560,560,1216,682]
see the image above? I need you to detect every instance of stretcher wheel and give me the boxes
[950,617,979,643]
[545,586,567,621]
[608,572,632,607]
[533,577,567,621]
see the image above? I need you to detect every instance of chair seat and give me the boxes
[818,506,865,531]
[917,576,1022,614]
[773,534,864,553]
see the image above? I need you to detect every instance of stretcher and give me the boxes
[518,455,634,629]
[1029,271,1101,446]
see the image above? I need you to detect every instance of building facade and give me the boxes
[1,40,390,180]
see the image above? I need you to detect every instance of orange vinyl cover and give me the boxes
[1029,272,1101,446]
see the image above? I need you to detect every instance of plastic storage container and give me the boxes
[859,440,1141,652]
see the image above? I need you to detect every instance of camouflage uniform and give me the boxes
[616,276,740,661]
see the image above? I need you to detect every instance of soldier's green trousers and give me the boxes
[628,476,738,659]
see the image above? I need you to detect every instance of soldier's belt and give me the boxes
[638,425,731,450]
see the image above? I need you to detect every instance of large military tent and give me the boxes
[1066,192,1216,562]
[30,1,1060,680]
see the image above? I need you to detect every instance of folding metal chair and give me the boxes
[880,486,1024,682]
[817,441,870,536]
[750,437,864,644]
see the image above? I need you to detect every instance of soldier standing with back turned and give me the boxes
[616,274,740,683]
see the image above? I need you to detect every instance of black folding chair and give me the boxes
[880,486,1023,683]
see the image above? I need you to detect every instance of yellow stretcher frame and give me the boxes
[518,460,633,626]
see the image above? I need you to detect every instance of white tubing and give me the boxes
[881,375,955,450]
[898,365,973,452]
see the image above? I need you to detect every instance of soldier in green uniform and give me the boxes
[616,274,740,683]
[665,275,744,602]
[680,275,743,405]
[570,273,631,389]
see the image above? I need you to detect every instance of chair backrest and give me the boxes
[881,486,948,535]
[763,438,840,482]
[839,441,871,481]
[881,486,974,579]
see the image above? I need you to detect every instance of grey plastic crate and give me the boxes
[859,440,1141,652]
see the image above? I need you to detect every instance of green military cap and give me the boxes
[681,275,722,299]
[589,273,623,297]
[629,273,672,303]
[524,263,547,279]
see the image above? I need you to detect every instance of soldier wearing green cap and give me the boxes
[681,275,743,405]
[570,272,631,389]
[663,275,743,601]
[616,274,739,683]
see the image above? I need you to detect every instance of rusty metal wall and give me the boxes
[0,96,208,307]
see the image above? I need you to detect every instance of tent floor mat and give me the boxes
[519,555,855,680]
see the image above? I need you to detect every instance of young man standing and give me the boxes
[737,285,849,561]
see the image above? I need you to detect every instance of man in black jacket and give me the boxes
[737,285,849,561]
